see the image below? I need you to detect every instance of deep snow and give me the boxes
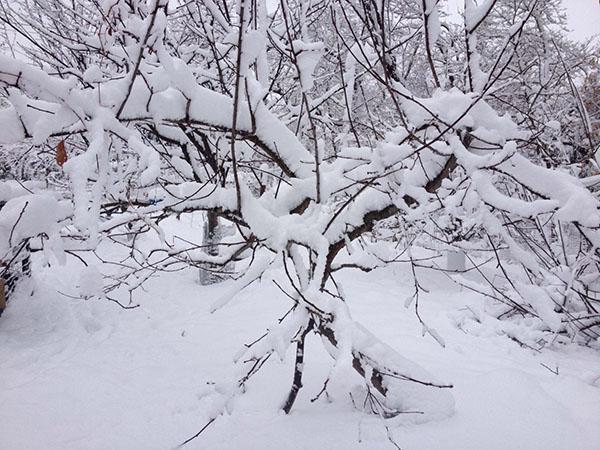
[1,245,600,450]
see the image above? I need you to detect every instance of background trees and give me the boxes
[0,0,598,429]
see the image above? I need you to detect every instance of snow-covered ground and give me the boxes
[2,245,600,450]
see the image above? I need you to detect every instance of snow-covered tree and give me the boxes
[1,0,599,438]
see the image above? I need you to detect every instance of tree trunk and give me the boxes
[199,210,222,285]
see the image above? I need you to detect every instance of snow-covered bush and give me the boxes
[0,0,598,437]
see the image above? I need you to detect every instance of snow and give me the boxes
[1,234,599,450]
[400,88,523,141]
[0,180,44,202]
[0,106,25,144]
[1,2,599,448]
[497,153,600,228]
[293,39,324,92]
[0,194,69,258]
[464,0,496,32]
[516,283,562,332]
[82,65,103,84]
[422,0,441,45]
[77,265,105,299]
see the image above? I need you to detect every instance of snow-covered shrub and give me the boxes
[0,0,598,438]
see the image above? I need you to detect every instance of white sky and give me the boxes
[562,0,600,42]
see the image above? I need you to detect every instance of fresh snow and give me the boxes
[0,1,599,449]
[1,220,599,449]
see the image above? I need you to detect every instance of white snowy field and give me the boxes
[1,241,600,449]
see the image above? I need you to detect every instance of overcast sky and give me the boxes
[562,0,600,41]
